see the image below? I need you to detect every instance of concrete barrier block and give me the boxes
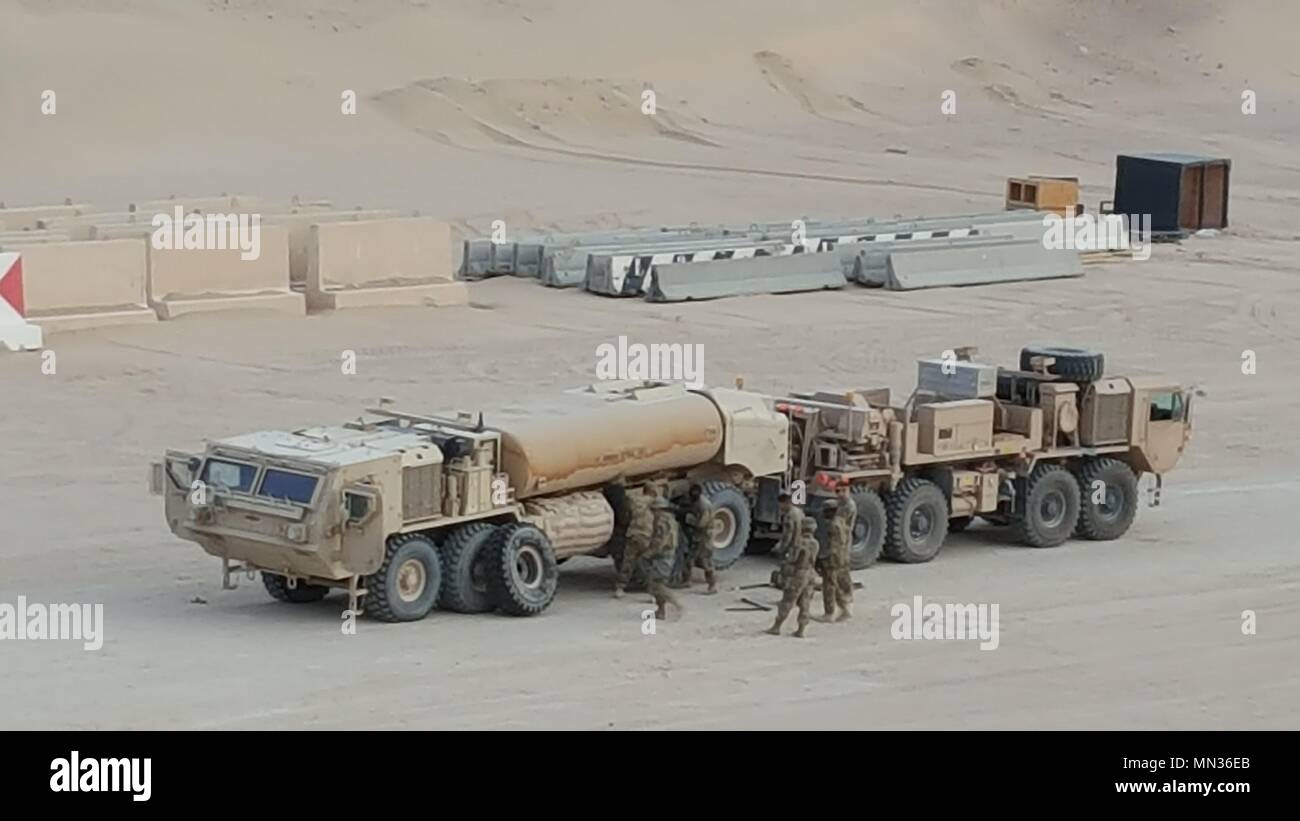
[0,230,72,245]
[128,195,260,214]
[645,250,845,302]
[267,209,410,284]
[10,239,156,331]
[147,223,304,318]
[885,240,1082,291]
[0,204,95,231]
[306,217,456,311]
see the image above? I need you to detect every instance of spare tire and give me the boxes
[1019,346,1104,382]
[484,523,559,617]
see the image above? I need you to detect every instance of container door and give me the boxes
[1201,163,1227,228]
[1178,165,1203,230]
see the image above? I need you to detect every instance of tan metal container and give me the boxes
[491,386,724,498]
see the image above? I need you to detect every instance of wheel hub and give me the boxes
[909,507,932,541]
[1098,486,1122,520]
[1040,490,1066,528]
[711,508,737,551]
[396,558,427,602]
[513,544,544,589]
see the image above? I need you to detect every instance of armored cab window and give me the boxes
[257,469,319,505]
[344,492,371,523]
[200,459,258,493]
[1149,392,1184,422]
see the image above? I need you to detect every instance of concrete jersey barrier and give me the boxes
[146,223,303,318]
[884,240,1083,291]
[306,217,467,310]
[645,250,846,302]
[7,238,156,331]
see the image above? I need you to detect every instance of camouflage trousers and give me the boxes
[645,563,680,613]
[679,535,716,586]
[820,562,853,616]
[616,534,651,588]
[773,571,815,631]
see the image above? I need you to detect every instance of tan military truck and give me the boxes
[151,381,788,622]
[755,345,1193,568]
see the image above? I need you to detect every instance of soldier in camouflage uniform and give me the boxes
[834,483,857,536]
[675,484,718,593]
[645,497,684,619]
[820,501,854,622]
[766,516,820,638]
[770,492,806,588]
[613,482,657,598]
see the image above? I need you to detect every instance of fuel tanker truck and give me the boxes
[151,381,789,621]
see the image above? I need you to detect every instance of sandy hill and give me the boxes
[1,0,1297,236]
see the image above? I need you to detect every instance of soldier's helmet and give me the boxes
[689,483,703,497]
[800,517,819,535]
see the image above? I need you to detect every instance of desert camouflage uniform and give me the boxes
[771,503,806,588]
[680,495,717,589]
[821,515,854,620]
[615,489,656,592]
[646,505,683,617]
[836,492,858,535]
[767,519,819,637]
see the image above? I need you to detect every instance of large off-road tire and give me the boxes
[365,534,442,622]
[1019,346,1104,382]
[848,487,888,570]
[1073,457,1139,541]
[884,478,949,564]
[699,480,752,570]
[484,523,559,617]
[1014,464,1081,548]
[262,572,329,603]
[438,522,500,613]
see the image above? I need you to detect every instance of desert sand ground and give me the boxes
[1,0,1298,729]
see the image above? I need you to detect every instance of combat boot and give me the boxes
[613,586,625,599]
[655,604,666,619]
[765,622,782,635]
[835,604,853,622]
[705,582,718,595]
[793,624,807,638]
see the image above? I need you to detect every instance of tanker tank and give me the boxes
[487,385,724,498]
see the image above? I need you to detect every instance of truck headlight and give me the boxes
[285,523,308,543]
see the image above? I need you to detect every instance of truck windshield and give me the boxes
[200,458,258,493]
[257,469,319,505]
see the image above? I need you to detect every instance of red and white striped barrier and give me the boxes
[0,252,44,352]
